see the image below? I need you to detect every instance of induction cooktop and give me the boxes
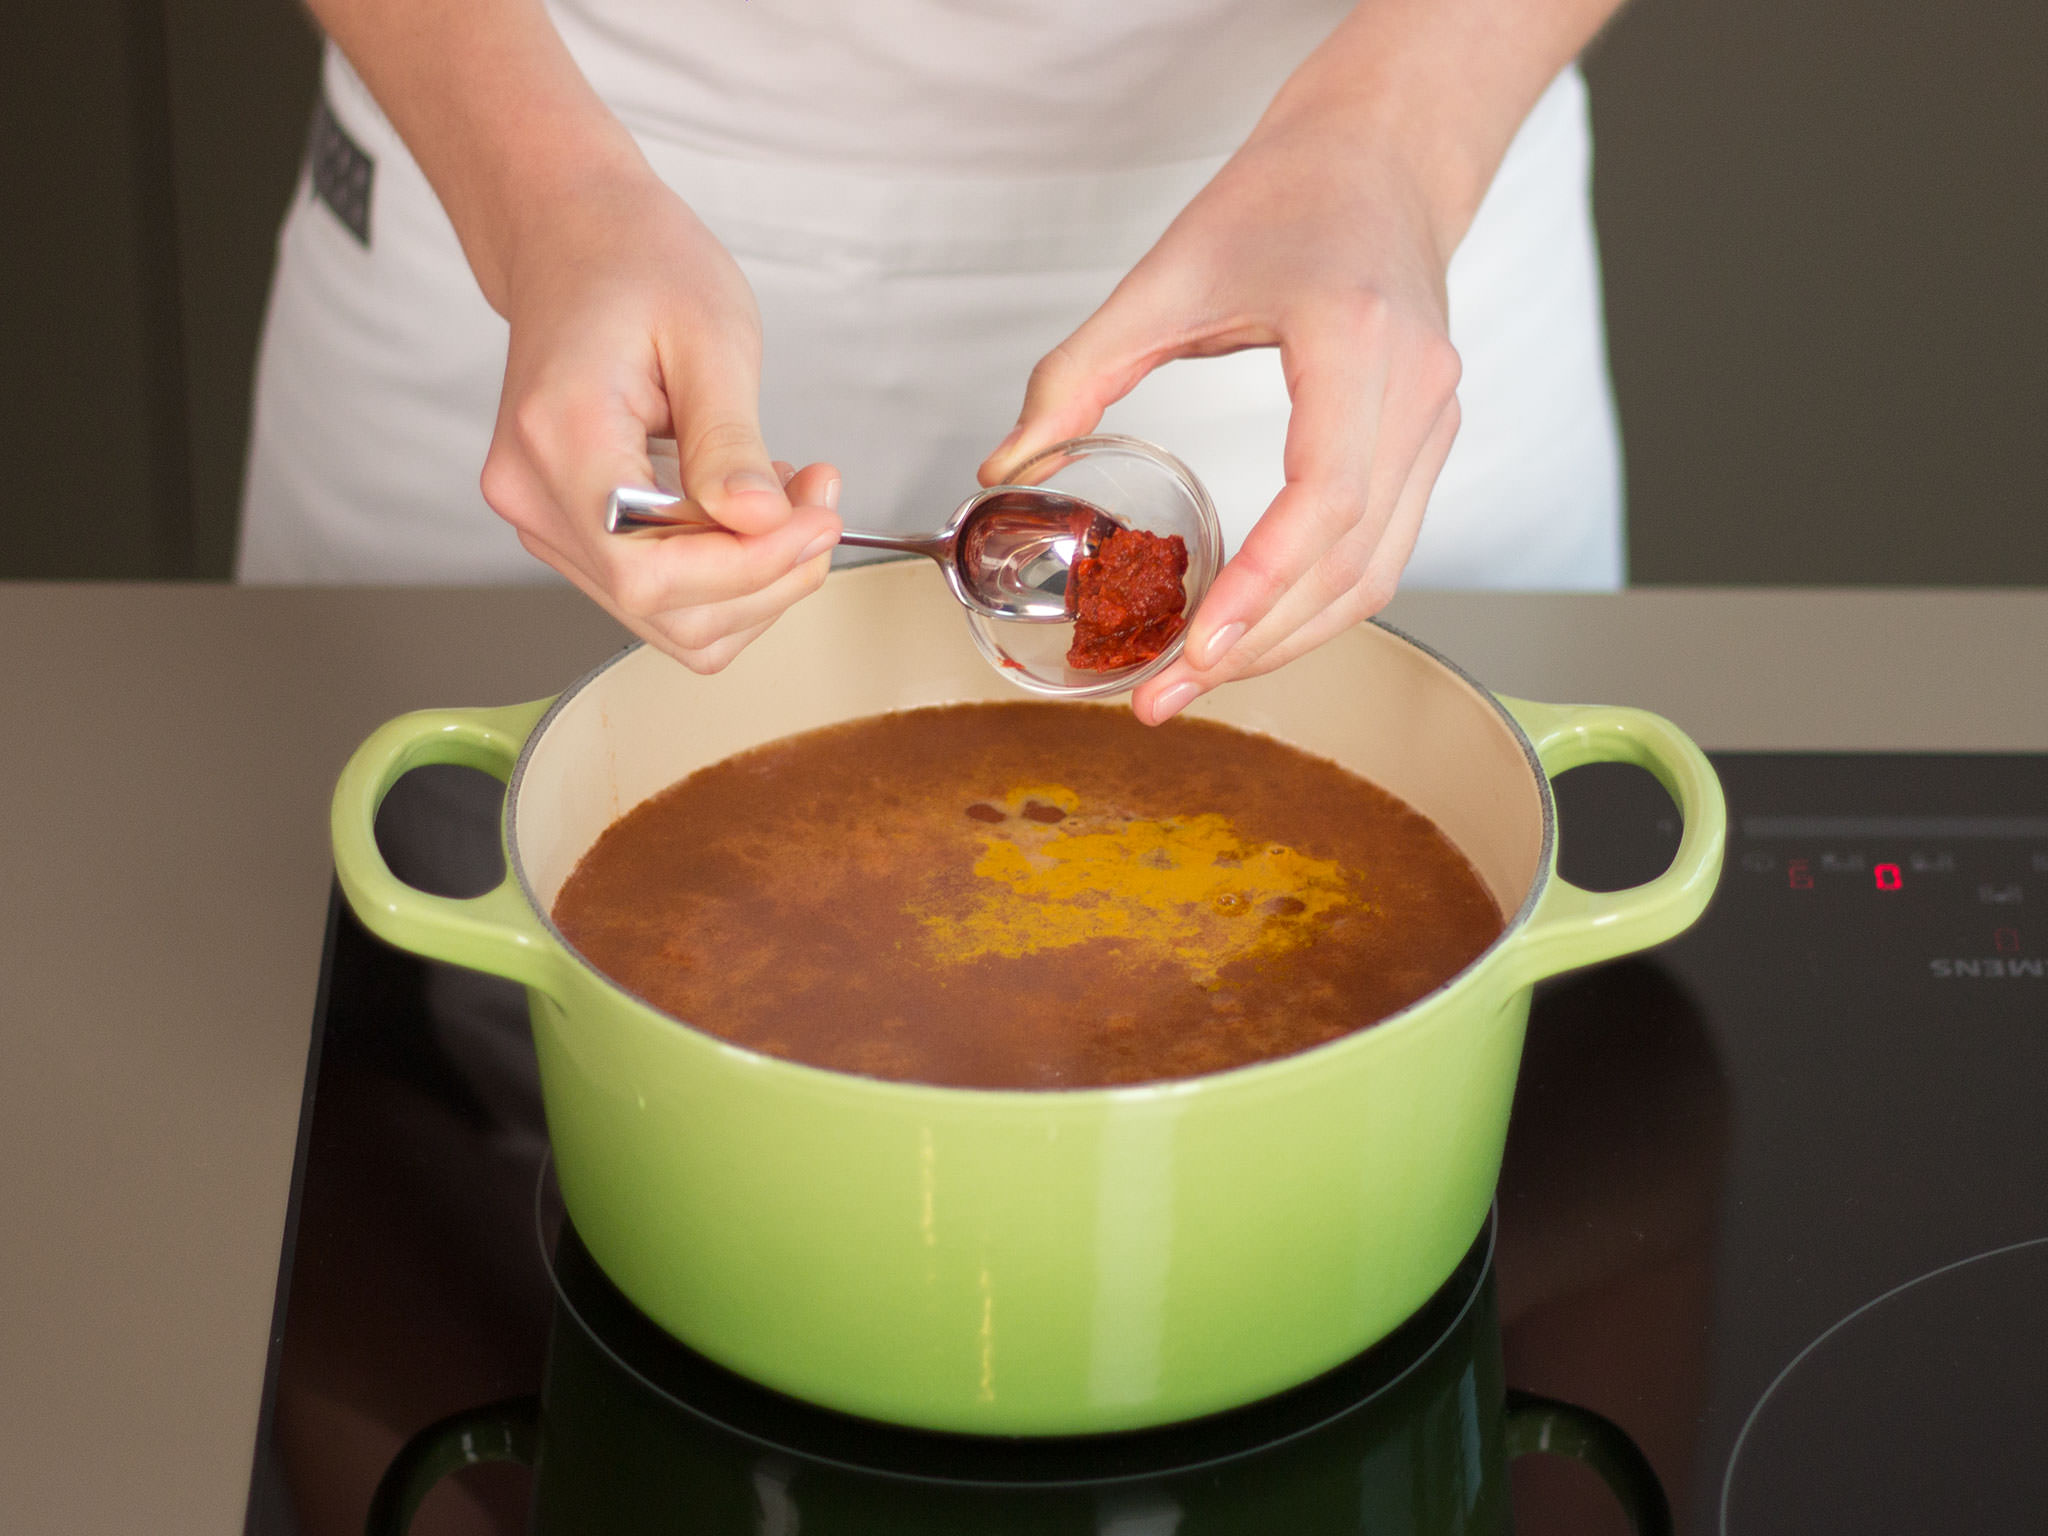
[244,752,2048,1536]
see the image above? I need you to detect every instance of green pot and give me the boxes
[367,1218,1672,1536]
[332,562,1724,1436]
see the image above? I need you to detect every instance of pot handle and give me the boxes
[330,698,567,1000]
[1504,1390,1673,1535]
[1494,696,1726,990]
[365,1396,539,1536]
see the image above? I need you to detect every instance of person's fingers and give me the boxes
[704,544,834,642]
[513,457,837,622]
[1129,377,1459,728]
[594,505,840,619]
[628,545,834,659]
[519,526,688,664]
[781,460,842,518]
[978,264,1222,485]
[1219,395,1460,682]
[597,456,838,619]
[482,432,590,574]
[481,323,667,524]
[1178,313,1458,678]
[1161,319,1393,682]
[530,458,839,652]
[531,528,825,674]
[671,616,780,675]
[486,329,843,625]
[1199,385,1456,681]
[657,327,792,537]
[483,358,677,582]
[978,342,1121,486]
[484,423,680,620]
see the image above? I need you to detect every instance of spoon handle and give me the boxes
[603,487,949,564]
[610,437,953,558]
[604,486,700,535]
[836,528,953,560]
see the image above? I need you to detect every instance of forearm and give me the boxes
[305,0,649,309]
[1258,0,1627,259]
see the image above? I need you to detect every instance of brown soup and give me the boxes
[551,703,1503,1089]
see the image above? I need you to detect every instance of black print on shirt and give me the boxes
[309,94,374,247]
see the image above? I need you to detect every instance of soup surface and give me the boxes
[551,703,1503,1089]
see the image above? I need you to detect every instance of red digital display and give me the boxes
[1788,858,1813,890]
[1874,862,1902,891]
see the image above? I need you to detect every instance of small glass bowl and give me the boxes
[964,435,1223,698]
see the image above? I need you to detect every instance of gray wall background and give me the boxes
[2,2,2042,583]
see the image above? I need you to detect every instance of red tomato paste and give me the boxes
[1066,526,1189,671]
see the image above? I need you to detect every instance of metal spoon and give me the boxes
[606,480,1122,623]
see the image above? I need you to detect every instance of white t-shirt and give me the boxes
[551,0,1353,174]
[239,9,1623,589]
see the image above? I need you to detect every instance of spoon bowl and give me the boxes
[923,486,1122,622]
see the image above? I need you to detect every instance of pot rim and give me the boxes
[502,607,1555,1103]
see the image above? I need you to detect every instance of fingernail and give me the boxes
[822,475,841,511]
[725,469,780,498]
[797,530,840,565]
[1149,680,1198,723]
[1199,623,1245,669]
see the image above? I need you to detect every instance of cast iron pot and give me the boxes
[332,560,1724,1435]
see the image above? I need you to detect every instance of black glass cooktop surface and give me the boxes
[246,753,2048,1536]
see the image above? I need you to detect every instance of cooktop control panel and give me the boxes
[1737,814,2044,979]
[1553,754,2048,983]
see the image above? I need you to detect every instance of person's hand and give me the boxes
[979,109,1463,724]
[478,165,842,673]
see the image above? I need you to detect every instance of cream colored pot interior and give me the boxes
[513,561,1546,927]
